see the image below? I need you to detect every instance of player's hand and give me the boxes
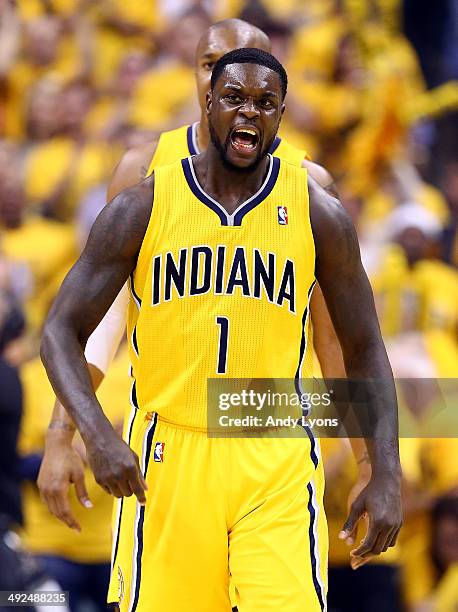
[38,436,92,532]
[339,473,402,570]
[85,427,148,504]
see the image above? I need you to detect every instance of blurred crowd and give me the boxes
[0,0,457,610]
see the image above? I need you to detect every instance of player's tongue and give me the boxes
[231,128,258,153]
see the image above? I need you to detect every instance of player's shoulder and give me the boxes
[302,160,333,189]
[119,139,160,179]
[307,175,355,254]
[108,138,159,201]
[105,174,155,246]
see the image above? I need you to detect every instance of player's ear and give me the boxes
[206,90,212,115]
[280,103,286,117]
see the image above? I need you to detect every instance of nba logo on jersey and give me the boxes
[154,442,165,462]
[278,206,288,225]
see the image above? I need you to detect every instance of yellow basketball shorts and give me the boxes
[108,410,328,611]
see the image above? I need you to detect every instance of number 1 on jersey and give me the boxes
[216,316,229,374]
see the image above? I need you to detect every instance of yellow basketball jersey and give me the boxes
[127,155,316,428]
[146,122,309,173]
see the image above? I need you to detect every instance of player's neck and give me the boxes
[193,143,270,215]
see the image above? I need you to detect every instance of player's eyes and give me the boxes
[202,62,214,71]
[260,99,274,109]
[224,94,242,104]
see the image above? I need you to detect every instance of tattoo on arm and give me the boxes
[48,420,76,432]
[41,176,155,439]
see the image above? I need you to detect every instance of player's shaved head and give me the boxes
[196,19,271,62]
[195,19,271,118]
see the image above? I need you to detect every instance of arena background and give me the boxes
[0,0,457,610]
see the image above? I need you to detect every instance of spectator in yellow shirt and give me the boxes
[24,78,114,221]
[0,150,77,330]
[371,203,458,379]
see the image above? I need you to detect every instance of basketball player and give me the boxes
[41,48,402,611]
[40,18,382,574]
[39,22,370,552]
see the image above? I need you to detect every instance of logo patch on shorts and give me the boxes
[154,442,165,462]
[277,206,288,225]
[117,566,124,603]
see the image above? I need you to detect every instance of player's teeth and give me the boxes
[237,129,256,136]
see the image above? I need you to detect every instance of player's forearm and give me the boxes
[310,288,372,475]
[41,321,114,445]
[343,339,401,481]
[46,363,105,443]
[350,438,371,479]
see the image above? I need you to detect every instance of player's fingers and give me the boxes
[381,526,398,553]
[107,481,125,498]
[350,520,379,557]
[95,475,121,498]
[57,506,82,532]
[73,471,93,509]
[100,482,112,495]
[133,453,148,492]
[368,530,390,557]
[388,526,401,549]
[113,475,136,498]
[340,499,365,546]
[129,475,147,506]
[48,489,81,532]
[351,526,392,570]
[350,553,374,570]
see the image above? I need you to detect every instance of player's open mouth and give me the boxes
[230,127,259,154]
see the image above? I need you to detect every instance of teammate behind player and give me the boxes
[41,48,402,611]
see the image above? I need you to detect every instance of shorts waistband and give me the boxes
[145,411,304,436]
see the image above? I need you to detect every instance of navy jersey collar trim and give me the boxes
[181,154,280,227]
[269,136,281,154]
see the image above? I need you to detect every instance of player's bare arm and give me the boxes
[38,140,158,527]
[309,175,403,565]
[305,162,372,521]
[106,138,159,201]
[41,175,155,503]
